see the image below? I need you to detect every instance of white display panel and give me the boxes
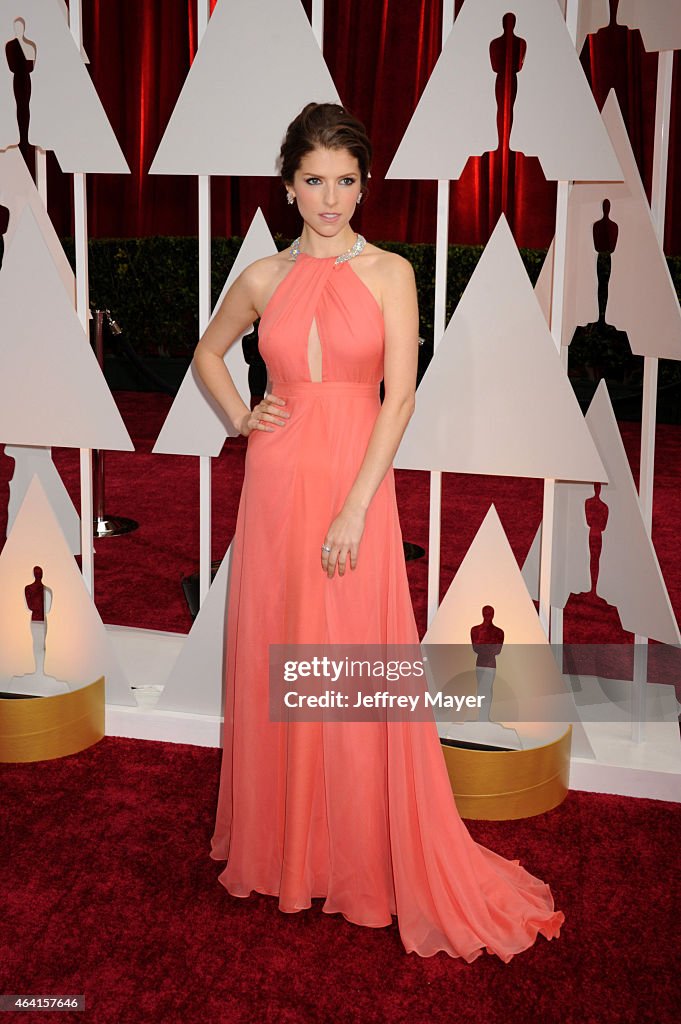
[0,476,134,704]
[0,146,75,303]
[150,0,340,176]
[587,383,680,645]
[5,446,80,556]
[423,505,593,753]
[0,207,134,451]
[523,382,681,646]
[396,216,607,482]
[0,0,128,172]
[387,0,622,181]
[535,92,681,359]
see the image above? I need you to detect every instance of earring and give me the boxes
[356,193,363,205]
[286,192,295,205]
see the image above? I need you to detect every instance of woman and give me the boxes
[193,102,564,960]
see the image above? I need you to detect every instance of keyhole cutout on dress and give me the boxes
[307,316,323,382]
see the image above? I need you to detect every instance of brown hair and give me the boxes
[279,103,372,192]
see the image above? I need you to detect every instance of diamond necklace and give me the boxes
[290,233,366,264]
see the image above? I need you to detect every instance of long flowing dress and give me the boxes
[210,245,564,961]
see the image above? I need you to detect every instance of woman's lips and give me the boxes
[320,213,340,221]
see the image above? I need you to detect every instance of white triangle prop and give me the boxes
[425,508,563,648]
[0,0,128,172]
[0,145,85,555]
[0,476,134,704]
[156,544,232,716]
[587,382,681,645]
[387,0,622,181]
[535,92,681,358]
[154,210,277,456]
[557,0,610,53]
[5,446,80,556]
[396,216,606,481]
[599,94,681,358]
[422,506,592,750]
[521,481,593,606]
[0,207,134,451]
[521,382,681,645]
[0,146,75,304]
[617,0,681,52]
[150,0,340,176]
[0,151,83,560]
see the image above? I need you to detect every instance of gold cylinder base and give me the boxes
[0,677,105,764]
[442,726,572,820]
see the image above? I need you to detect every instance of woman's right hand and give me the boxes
[238,393,290,437]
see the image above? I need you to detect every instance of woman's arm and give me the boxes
[322,254,419,577]
[192,261,289,436]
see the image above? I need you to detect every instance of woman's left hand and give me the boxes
[321,505,366,578]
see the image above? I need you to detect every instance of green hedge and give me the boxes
[61,236,681,382]
[58,236,548,358]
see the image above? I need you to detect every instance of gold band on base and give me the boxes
[442,726,572,821]
[0,677,105,764]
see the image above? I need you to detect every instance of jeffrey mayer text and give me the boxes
[283,690,486,712]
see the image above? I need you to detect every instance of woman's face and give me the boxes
[290,146,362,239]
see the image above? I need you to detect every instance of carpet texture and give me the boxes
[1,736,679,1024]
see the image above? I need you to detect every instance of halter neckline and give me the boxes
[290,234,366,265]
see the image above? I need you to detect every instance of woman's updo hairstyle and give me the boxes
[279,103,372,195]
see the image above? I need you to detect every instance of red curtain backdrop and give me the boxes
[42,0,681,252]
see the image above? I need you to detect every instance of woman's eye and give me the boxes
[340,177,356,186]
[305,177,321,185]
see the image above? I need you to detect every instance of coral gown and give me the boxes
[210,246,564,961]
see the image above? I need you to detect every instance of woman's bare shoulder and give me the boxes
[239,249,293,288]
[237,248,296,313]
[359,244,415,289]
[362,243,413,270]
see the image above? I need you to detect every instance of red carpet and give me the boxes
[1,396,680,1020]
[1,735,680,1024]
